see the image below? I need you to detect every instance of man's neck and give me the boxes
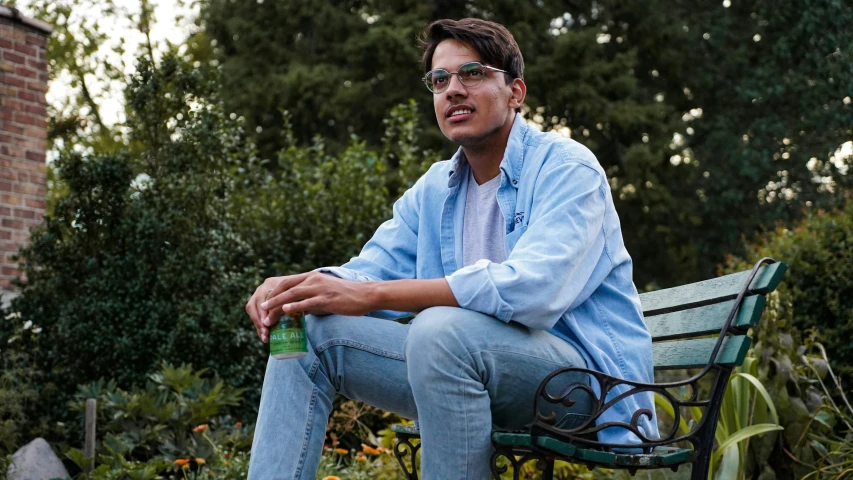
[462,112,515,185]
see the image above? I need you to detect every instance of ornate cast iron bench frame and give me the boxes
[392,257,787,480]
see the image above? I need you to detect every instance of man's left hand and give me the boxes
[260,272,374,324]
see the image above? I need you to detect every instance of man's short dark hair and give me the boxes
[420,18,525,84]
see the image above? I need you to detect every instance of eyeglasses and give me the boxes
[422,62,509,94]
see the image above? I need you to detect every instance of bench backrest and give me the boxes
[639,262,788,370]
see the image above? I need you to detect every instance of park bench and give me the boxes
[391,257,787,480]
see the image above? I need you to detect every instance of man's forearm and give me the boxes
[366,278,459,313]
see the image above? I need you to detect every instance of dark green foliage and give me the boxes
[234,100,435,275]
[731,199,853,388]
[723,202,853,478]
[70,362,248,463]
[668,0,853,285]
[0,53,436,452]
[198,0,853,288]
[63,362,252,479]
[4,56,265,443]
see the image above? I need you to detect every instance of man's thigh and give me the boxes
[304,313,418,420]
[407,307,591,430]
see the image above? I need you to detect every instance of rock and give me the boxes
[6,438,70,480]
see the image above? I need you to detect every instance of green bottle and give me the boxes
[265,290,307,360]
[270,311,308,360]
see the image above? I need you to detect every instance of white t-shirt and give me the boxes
[462,169,506,267]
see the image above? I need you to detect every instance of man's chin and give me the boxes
[445,126,486,147]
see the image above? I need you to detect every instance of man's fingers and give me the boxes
[282,298,321,315]
[264,282,315,314]
[266,273,310,303]
[246,291,265,336]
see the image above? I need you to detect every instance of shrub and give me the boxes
[0,54,437,453]
[728,200,853,386]
[724,200,853,478]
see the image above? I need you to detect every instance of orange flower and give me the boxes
[195,457,206,465]
[174,459,190,466]
[322,477,341,480]
[361,443,381,455]
[193,424,209,432]
[235,422,243,428]
[334,448,349,455]
[355,453,367,462]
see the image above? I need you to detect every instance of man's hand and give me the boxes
[246,273,459,343]
[263,272,376,318]
[246,273,375,343]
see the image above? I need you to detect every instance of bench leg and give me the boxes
[691,450,711,480]
[541,457,554,480]
[393,434,420,480]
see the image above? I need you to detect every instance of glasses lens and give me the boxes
[458,63,486,86]
[425,69,450,92]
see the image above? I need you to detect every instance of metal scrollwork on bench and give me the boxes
[490,448,554,480]
[530,257,778,453]
[393,434,421,480]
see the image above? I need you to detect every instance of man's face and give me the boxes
[430,39,518,147]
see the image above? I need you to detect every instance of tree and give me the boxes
[0,51,436,448]
[197,0,852,289]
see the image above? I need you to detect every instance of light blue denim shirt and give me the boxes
[320,113,658,445]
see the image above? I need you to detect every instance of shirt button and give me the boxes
[512,179,518,185]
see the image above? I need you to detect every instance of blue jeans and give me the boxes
[248,306,590,480]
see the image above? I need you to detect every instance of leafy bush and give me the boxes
[58,362,250,479]
[0,312,66,457]
[0,53,436,454]
[729,200,853,386]
[746,292,853,480]
[722,202,853,478]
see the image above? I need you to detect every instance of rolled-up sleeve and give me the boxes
[446,160,609,330]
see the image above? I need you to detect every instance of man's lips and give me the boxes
[446,104,475,121]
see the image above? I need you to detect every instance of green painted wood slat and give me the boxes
[639,262,787,315]
[492,432,695,468]
[645,295,766,341]
[652,335,752,370]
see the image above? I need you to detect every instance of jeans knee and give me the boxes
[404,307,473,373]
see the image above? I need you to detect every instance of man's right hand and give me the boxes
[246,276,287,343]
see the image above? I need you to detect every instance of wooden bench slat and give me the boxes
[645,295,766,341]
[652,335,752,370]
[639,262,787,315]
[491,433,694,468]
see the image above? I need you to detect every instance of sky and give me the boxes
[19,0,198,132]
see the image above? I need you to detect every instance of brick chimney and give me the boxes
[0,6,51,303]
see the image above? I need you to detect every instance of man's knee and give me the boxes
[404,307,488,365]
[304,314,349,350]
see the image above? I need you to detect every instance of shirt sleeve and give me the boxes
[314,174,424,318]
[445,160,609,330]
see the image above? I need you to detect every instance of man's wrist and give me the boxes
[363,281,384,313]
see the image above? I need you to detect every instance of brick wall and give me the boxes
[0,7,51,298]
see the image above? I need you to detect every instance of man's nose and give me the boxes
[444,74,468,98]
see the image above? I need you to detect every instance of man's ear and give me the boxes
[508,78,526,109]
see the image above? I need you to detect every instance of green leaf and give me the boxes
[713,424,784,464]
[654,393,691,435]
[65,447,93,471]
[714,443,740,480]
[731,372,780,423]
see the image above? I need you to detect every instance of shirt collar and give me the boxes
[447,113,529,189]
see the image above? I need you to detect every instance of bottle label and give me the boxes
[270,313,308,356]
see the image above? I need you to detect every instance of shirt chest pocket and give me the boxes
[504,223,528,255]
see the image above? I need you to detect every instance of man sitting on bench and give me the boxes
[244,18,657,480]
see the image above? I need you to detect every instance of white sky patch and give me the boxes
[18,0,198,129]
